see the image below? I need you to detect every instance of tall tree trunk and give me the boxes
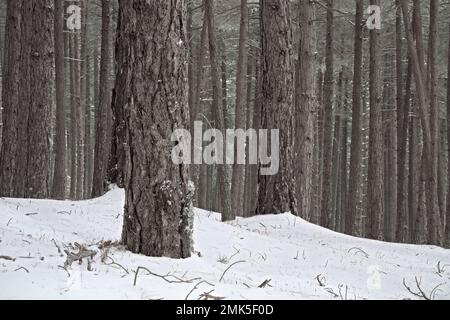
[75,3,85,200]
[346,0,364,236]
[108,0,128,189]
[204,0,232,221]
[92,0,111,198]
[69,35,77,199]
[0,0,22,197]
[320,0,334,228]
[401,0,439,245]
[120,0,193,258]
[446,18,450,247]
[367,0,384,240]
[395,0,408,242]
[427,0,442,245]
[256,0,297,216]
[51,0,66,199]
[231,0,249,218]
[295,0,317,220]
[194,13,208,208]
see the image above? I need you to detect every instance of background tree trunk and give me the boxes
[92,0,111,198]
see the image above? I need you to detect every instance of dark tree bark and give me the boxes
[0,0,22,197]
[295,0,317,220]
[120,0,193,258]
[231,0,249,218]
[108,0,128,189]
[320,0,334,228]
[395,0,408,242]
[346,0,364,236]
[52,0,66,199]
[256,0,297,216]
[92,0,111,198]
[69,34,77,199]
[367,0,384,240]
[427,0,442,245]
[204,0,232,220]
[446,18,450,247]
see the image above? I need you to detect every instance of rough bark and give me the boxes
[346,0,364,236]
[92,0,111,198]
[367,0,384,240]
[0,0,22,197]
[295,0,317,219]
[120,0,193,258]
[231,0,249,218]
[320,0,334,228]
[256,0,297,216]
[204,0,232,221]
[51,0,66,199]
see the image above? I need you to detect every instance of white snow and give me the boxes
[0,188,449,300]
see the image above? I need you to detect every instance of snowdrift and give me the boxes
[0,188,449,300]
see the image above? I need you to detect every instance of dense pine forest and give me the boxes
[1,0,450,301]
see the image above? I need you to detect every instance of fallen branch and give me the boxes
[133,266,200,286]
[219,260,246,282]
[104,255,129,274]
[403,277,444,300]
[198,290,225,300]
[64,243,97,269]
[258,279,272,288]
[0,255,16,261]
[316,274,326,287]
[185,280,215,300]
[14,266,29,273]
[348,247,369,258]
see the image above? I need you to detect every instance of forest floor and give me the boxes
[0,188,449,300]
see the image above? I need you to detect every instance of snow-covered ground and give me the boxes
[0,188,449,300]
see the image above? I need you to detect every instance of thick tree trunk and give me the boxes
[320,0,334,228]
[367,0,384,240]
[92,0,111,198]
[295,0,317,219]
[346,0,364,236]
[120,0,193,258]
[231,0,249,218]
[256,0,297,216]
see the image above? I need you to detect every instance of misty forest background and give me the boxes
[0,0,450,259]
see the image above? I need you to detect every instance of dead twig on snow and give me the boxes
[219,260,246,282]
[14,266,29,273]
[133,266,200,286]
[185,280,215,300]
[0,255,16,261]
[403,277,444,300]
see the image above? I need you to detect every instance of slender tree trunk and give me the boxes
[257,0,297,216]
[120,0,193,258]
[346,0,364,236]
[320,0,334,228]
[295,0,317,220]
[51,0,66,199]
[92,0,111,198]
[204,0,232,220]
[427,0,442,245]
[446,17,450,247]
[69,35,77,199]
[75,4,85,200]
[108,0,128,189]
[231,0,249,218]
[367,0,384,240]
